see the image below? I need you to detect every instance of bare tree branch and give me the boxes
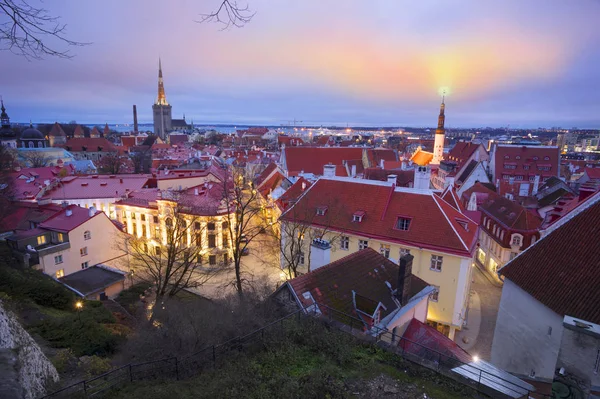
[197,0,255,30]
[0,0,90,60]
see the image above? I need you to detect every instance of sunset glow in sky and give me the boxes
[2,0,600,127]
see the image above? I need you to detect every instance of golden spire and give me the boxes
[435,94,445,135]
[156,57,168,106]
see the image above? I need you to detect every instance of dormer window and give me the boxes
[456,219,469,231]
[396,217,411,231]
[544,156,550,161]
[352,211,365,222]
[511,234,523,247]
[316,206,328,216]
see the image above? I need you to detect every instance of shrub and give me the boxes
[52,348,74,374]
[116,283,151,309]
[79,355,112,378]
[0,264,75,310]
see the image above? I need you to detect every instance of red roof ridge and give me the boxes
[431,194,468,252]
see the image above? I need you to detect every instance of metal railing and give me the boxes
[41,303,551,399]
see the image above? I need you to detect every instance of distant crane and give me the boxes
[281,118,303,127]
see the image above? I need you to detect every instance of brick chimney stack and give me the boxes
[397,253,414,306]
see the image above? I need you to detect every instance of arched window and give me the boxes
[84,231,91,240]
[222,221,229,230]
[37,141,44,148]
[511,234,523,247]
[165,218,173,227]
[28,141,34,148]
[531,235,537,245]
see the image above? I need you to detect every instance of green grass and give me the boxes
[109,320,481,399]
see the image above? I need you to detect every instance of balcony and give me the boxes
[37,241,71,257]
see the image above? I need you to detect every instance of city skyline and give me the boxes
[1,0,600,128]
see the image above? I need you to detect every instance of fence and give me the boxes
[42,304,550,399]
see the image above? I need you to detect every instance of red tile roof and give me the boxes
[480,195,542,232]
[277,177,312,210]
[500,196,600,324]
[40,175,150,200]
[283,147,364,176]
[63,137,117,152]
[439,186,465,213]
[281,178,478,256]
[39,204,100,233]
[0,202,63,233]
[363,168,414,187]
[584,167,600,180]
[410,148,434,166]
[365,149,398,166]
[49,122,66,137]
[460,182,498,208]
[401,318,472,363]
[255,163,279,187]
[446,142,480,166]
[278,135,305,147]
[493,145,559,191]
[287,248,429,321]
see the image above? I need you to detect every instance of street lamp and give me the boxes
[75,301,83,323]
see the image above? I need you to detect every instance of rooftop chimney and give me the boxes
[387,174,397,185]
[310,238,331,271]
[89,206,95,217]
[380,159,385,169]
[65,208,73,217]
[194,188,199,196]
[133,105,138,133]
[301,181,307,191]
[323,164,336,178]
[351,164,357,177]
[397,253,414,306]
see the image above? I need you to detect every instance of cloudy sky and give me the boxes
[2,0,600,127]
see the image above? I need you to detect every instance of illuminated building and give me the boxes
[152,58,172,140]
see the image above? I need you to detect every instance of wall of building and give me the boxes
[40,214,126,278]
[556,324,600,389]
[384,296,430,341]
[457,164,490,197]
[491,279,564,381]
[87,281,125,300]
[287,226,471,338]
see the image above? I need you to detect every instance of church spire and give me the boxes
[156,57,168,106]
[1,98,10,127]
[435,95,445,135]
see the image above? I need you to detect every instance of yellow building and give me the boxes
[113,183,235,267]
[280,177,478,339]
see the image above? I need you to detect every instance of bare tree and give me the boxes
[221,165,271,297]
[130,145,152,174]
[122,200,220,312]
[278,194,344,277]
[198,0,255,30]
[20,150,50,167]
[97,152,131,175]
[0,0,89,59]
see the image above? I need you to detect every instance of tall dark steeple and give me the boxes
[1,99,9,128]
[435,96,445,136]
[156,58,168,106]
[152,58,172,139]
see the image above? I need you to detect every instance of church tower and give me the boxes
[431,96,446,165]
[152,58,172,140]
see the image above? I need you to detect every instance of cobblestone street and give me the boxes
[456,266,502,361]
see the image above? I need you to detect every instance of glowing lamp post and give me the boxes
[75,301,83,323]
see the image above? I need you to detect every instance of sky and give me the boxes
[2,0,600,128]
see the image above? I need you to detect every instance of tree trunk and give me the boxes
[235,259,243,298]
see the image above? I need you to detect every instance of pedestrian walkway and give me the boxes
[455,291,481,352]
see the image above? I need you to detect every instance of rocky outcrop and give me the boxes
[0,300,59,399]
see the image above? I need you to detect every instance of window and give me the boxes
[196,255,202,264]
[154,227,160,239]
[430,255,443,271]
[143,243,148,253]
[340,236,349,250]
[195,222,201,230]
[132,224,137,236]
[195,233,202,246]
[142,224,147,237]
[141,214,146,222]
[400,248,411,258]
[504,164,516,170]
[515,156,521,160]
[533,156,539,161]
[223,253,229,264]
[208,234,216,248]
[359,240,368,250]
[396,217,411,231]
[54,255,63,264]
[222,221,229,230]
[84,230,91,240]
[155,246,161,256]
[380,244,390,258]
[165,218,173,227]
[531,235,537,245]
[81,261,89,269]
[56,233,64,243]
[316,206,327,216]
[209,255,217,265]
[511,234,522,246]
[37,235,47,245]
[477,248,486,264]
[153,215,159,224]
[297,252,305,265]
[55,269,64,278]
[353,214,363,222]
[207,222,215,231]
[223,233,229,248]
[430,286,440,302]
[122,210,127,218]
[80,247,88,256]
[544,156,550,161]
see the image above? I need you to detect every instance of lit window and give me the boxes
[396,217,411,231]
[56,269,65,278]
[430,286,440,302]
[37,235,47,245]
[380,244,390,258]
[340,236,349,250]
[359,240,368,250]
[81,261,89,269]
[430,255,443,272]
[54,255,63,265]
[84,231,91,240]
[80,247,88,256]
